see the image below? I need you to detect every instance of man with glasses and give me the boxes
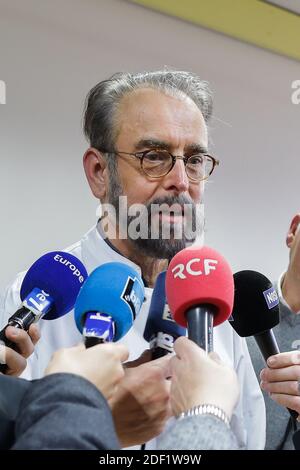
[109,148,218,181]
[0,70,265,449]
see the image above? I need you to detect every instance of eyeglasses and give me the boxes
[103,149,219,182]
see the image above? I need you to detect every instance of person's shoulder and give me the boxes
[1,228,94,316]
[1,270,25,320]
[63,240,82,257]
[62,225,98,259]
[4,235,85,297]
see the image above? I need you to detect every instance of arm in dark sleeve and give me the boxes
[12,373,120,450]
[0,375,32,449]
[159,415,240,450]
[293,429,300,450]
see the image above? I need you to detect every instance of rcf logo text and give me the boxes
[172,258,218,279]
[0,80,6,104]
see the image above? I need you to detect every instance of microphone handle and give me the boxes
[254,330,280,361]
[254,330,299,422]
[186,304,216,352]
[82,312,115,349]
[0,307,36,374]
[84,336,105,348]
[151,347,170,360]
[150,332,177,360]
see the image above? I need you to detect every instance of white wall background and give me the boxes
[0,0,299,290]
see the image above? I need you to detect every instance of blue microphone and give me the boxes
[144,271,186,359]
[74,262,145,348]
[0,251,88,372]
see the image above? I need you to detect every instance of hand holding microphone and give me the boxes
[0,252,88,374]
[230,270,298,424]
[0,324,40,376]
[9,341,129,450]
[260,351,300,420]
[74,262,173,447]
[45,342,129,401]
[110,353,172,447]
[169,337,239,420]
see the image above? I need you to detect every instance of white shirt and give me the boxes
[0,225,266,449]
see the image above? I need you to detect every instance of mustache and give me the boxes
[145,195,196,216]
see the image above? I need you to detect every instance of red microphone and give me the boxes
[165,246,234,351]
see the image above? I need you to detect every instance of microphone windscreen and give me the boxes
[20,252,88,320]
[74,262,145,341]
[166,246,234,328]
[231,270,280,337]
[143,271,186,342]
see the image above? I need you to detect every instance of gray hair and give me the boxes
[83,70,213,175]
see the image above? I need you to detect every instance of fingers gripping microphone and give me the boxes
[143,271,186,359]
[0,252,88,373]
[230,270,298,422]
[166,246,234,352]
[74,262,145,348]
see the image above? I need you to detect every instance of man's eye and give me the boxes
[188,155,204,165]
[145,152,167,162]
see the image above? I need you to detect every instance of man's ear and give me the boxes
[286,213,300,248]
[83,148,108,199]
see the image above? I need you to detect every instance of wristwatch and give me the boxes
[177,404,230,427]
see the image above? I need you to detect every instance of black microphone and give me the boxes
[143,271,186,359]
[230,270,298,422]
[231,270,280,360]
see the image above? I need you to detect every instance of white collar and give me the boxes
[80,224,143,278]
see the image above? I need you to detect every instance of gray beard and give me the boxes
[107,176,203,260]
[127,195,201,260]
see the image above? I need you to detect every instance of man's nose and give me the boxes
[162,158,189,193]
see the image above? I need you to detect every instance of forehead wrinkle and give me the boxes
[115,88,207,149]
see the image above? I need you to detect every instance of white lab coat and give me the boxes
[0,225,266,449]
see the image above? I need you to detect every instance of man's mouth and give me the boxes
[158,212,184,223]
[147,201,194,227]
